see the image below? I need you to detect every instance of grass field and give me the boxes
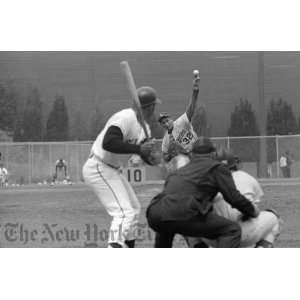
[0,182,299,248]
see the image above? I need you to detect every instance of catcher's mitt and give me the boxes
[140,139,162,166]
[168,138,189,158]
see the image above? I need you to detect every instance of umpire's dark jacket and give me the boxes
[147,153,257,222]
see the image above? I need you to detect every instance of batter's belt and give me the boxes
[88,152,120,170]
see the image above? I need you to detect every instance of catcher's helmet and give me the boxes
[217,149,240,170]
[137,86,162,108]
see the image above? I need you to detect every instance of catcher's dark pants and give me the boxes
[148,212,242,248]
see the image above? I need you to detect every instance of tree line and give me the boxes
[226,97,300,164]
[0,82,105,142]
[228,97,300,137]
[1,81,299,143]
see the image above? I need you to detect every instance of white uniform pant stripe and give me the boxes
[96,164,126,217]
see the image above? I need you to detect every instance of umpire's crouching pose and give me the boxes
[146,138,260,248]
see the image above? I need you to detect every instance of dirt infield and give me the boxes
[0,182,298,247]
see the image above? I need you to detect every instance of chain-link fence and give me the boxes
[212,135,300,178]
[0,135,299,184]
[0,142,92,184]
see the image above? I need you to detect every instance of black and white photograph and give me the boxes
[1,1,300,299]
[0,51,298,248]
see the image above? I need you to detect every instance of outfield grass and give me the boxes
[0,183,298,247]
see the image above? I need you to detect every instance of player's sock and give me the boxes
[108,242,123,248]
[125,240,135,248]
[255,240,274,248]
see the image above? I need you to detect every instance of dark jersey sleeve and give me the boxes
[102,126,141,154]
[212,164,257,217]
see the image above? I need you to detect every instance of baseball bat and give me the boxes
[191,69,200,104]
[120,61,150,139]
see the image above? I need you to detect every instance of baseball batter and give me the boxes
[82,86,161,248]
[159,75,200,171]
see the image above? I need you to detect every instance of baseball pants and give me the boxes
[239,211,280,247]
[186,201,281,248]
[213,198,280,247]
[82,156,141,247]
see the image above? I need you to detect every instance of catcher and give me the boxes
[83,86,161,248]
[159,74,200,172]
[186,150,281,248]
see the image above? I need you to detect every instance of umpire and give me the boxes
[146,137,260,248]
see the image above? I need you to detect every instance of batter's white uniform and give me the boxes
[213,170,280,247]
[162,113,197,171]
[82,108,150,247]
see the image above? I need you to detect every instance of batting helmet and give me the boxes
[137,86,162,108]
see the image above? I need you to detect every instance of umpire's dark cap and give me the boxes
[137,86,162,108]
[192,137,216,154]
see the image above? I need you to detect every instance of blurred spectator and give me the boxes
[280,151,293,178]
[0,163,8,187]
[280,153,288,177]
